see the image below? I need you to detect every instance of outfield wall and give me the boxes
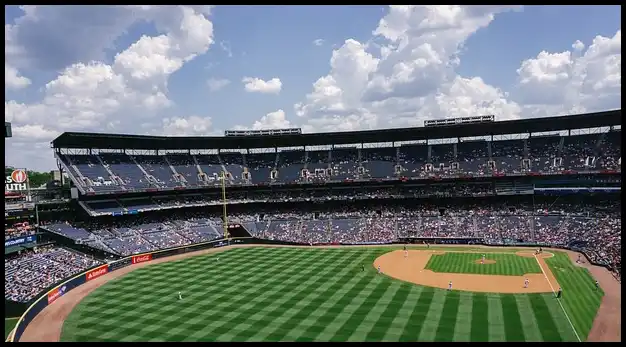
[8,237,609,342]
[9,237,302,342]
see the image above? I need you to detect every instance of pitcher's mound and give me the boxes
[474,259,496,265]
[373,250,555,293]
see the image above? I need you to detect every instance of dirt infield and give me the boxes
[373,250,555,293]
[564,250,621,342]
[15,244,621,342]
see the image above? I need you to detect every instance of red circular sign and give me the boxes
[11,170,27,184]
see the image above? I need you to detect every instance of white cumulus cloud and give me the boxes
[294,5,619,133]
[5,5,216,170]
[252,109,293,130]
[513,30,621,118]
[4,5,621,172]
[162,115,213,136]
[233,109,293,131]
[242,77,282,94]
[5,64,31,90]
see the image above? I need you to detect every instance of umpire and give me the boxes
[556,287,562,298]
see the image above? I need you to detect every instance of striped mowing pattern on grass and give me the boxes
[544,252,603,340]
[61,247,582,342]
[425,253,542,276]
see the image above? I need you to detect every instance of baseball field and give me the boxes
[54,246,606,342]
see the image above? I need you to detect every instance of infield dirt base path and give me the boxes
[16,244,621,342]
[373,250,556,293]
[564,250,621,342]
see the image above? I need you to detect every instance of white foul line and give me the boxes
[534,254,581,342]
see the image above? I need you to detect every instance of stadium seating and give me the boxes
[58,131,621,192]
[5,246,102,302]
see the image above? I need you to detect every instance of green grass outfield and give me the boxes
[60,247,602,342]
[5,318,18,340]
[425,252,542,276]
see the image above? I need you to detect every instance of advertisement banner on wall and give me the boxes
[109,257,132,272]
[131,254,152,264]
[85,265,109,282]
[47,285,67,304]
[5,235,36,248]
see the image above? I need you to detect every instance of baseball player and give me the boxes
[178,291,183,300]
[403,244,407,251]
[362,264,365,272]
[524,278,529,288]
[404,250,408,258]
[378,265,381,274]
[595,280,599,290]
[448,281,452,291]
[556,287,562,298]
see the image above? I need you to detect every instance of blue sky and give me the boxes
[4,5,622,170]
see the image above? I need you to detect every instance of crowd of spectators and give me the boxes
[43,210,223,257]
[5,245,102,302]
[228,200,620,278]
[5,222,36,240]
[84,184,497,215]
[63,131,620,191]
[9,195,619,304]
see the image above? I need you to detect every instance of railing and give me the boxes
[9,236,619,342]
[9,236,258,342]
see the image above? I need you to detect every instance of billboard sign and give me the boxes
[131,254,152,264]
[47,285,67,304]
[5,235,36,248]
[6,169,29,191]
[85,265,109,281]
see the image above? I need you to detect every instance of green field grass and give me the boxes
[5,318,18,340]
[544,252,603,340]
[61,247,588,342]
[425,252,542,276]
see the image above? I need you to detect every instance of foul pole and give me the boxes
[221,171,229,240]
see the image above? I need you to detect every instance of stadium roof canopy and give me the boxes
[52,110,621,150]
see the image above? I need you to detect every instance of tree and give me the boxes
[5,167,54,188]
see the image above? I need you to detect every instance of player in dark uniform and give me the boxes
[556,287,562,298]
[362,264,365,272]
[595,280,599,290]
[403,244,407,251]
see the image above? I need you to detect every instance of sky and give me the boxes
[4,5,622,171]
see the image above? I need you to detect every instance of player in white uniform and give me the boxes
[481,254,485,264]
[404,250,408,258]
[524,278,529,288]
[178,291,183,300]
[378,265,382,274]
[448,281,452,291]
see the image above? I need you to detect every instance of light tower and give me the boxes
[220,171,229,240]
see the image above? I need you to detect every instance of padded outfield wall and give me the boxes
[7,237,610,342]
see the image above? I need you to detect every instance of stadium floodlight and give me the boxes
[220,171,230,240]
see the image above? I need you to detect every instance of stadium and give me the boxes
[5,110,621,342]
